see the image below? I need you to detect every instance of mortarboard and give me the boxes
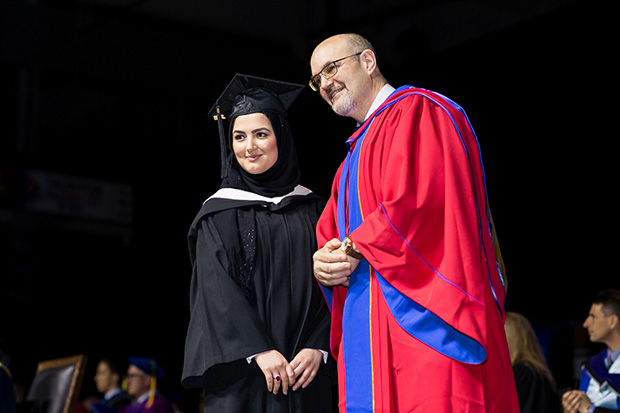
[208,73,305,178]
[128,357,166,408]
[128,356,166,378]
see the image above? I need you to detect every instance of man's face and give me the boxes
[583,303,614,344]
[126,365,151,398]
[310,38,368,121]
[94,361,117,394]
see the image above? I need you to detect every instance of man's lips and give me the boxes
[329,86,344,101]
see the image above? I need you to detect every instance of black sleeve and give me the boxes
[181,216,274,388]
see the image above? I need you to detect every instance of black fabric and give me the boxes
[105,393,131,410]
[0,365,16,413]
[207,74,304,120]
[197,359,333,412]
[182,195,336,412]
[513,361,562,413]
[212,207,257,302]
[92,392,131,413]
[229,88,285,120]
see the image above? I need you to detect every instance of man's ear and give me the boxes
[360,49,377,75]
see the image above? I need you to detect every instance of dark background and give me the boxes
[1,0,615,408]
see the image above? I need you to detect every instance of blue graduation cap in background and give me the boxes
[128,357,165,408]
[128,356,166,378]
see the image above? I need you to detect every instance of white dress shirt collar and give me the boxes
[363,83,396,123]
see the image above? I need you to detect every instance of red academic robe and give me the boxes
[316,86,520,412]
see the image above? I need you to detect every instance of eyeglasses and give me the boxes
[309,52,362,92]
[126,373,148,379]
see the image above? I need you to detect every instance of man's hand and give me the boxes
[562,390,593,413]
[313,239,360,287]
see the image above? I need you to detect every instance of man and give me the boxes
[562,289,620,413]
[92,358,131,413]
[310,33,519,412]
[120,357,174,413]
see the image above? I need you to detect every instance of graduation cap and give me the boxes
[128,356,166,378]
[128,357,166,408]
[208,73,305,178]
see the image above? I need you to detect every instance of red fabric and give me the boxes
[317,87,519,412]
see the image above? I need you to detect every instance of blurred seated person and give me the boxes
[562,289,620,413]
[120,357,174,413]
[504,311,561,413]
[0,339,17,413]
[92,358,131,413]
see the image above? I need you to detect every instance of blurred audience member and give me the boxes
[0,339,17,413]
[120,357,174,413]
[562,289,620,413]
[92,358,131,413]
[505,311,562,413]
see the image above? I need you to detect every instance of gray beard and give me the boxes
[331,89,357,118]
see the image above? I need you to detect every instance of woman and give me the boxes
[181,74,335,412]
[504,311,562,413]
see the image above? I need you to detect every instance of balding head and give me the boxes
[310,33,387,123]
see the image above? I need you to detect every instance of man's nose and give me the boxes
[320,75,333,90]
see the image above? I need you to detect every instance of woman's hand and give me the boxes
[289,348,323,391]
[254,349,295,395]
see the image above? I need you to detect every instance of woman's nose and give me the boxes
[246,136,258,151]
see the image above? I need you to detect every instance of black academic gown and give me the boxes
[92,390,131,413]
[513,361,562,413]
[0,363,16,413]
[182,186,335,413]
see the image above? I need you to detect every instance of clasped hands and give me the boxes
[313,238,362,287]
[562,390,593,413]
[254,348,323,395]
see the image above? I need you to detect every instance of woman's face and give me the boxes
[232,112,278,175]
